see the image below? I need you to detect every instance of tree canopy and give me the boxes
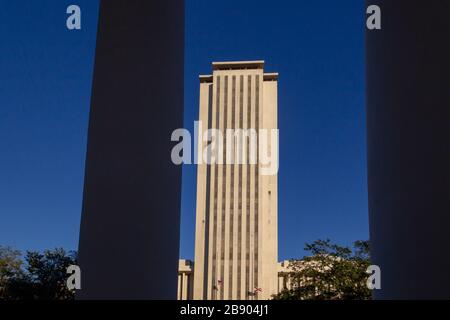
[0,246,76,300]
[273,239,372,300]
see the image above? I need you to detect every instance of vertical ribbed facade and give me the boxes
[193,61,278,300]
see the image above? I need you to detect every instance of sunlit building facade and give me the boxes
[179,61,279,300]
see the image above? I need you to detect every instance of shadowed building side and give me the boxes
[366,0,450,299]
[77,0,184,299]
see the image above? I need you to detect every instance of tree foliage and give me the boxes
[0,246,23,297]
[0,247,76,300]
[273,239,372,300]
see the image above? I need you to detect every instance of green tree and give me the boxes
[273,239,371,300]
[0,246,23,298]
[2,248,77,300]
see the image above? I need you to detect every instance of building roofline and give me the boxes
[199,62,278,82]
[212,60,265,70]
[264,72,278,81]
[199,74,213,83]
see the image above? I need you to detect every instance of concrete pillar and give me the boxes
[177,274,181,300]
[366,0,450,299]
[278,276,283,293]
[77,0,184,299]
[182,273,189,300]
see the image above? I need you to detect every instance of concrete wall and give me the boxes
[77,0,184,299]
[366,0,450,299]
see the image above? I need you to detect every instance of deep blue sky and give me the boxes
[0,1,368,260]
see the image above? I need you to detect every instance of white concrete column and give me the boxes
[177,274,181,300]
[181,273,188,300]
[278,275,283,293]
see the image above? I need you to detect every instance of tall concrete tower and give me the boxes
[192,61,279,300]
[366,1,450,299]
[77,1,184,299]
